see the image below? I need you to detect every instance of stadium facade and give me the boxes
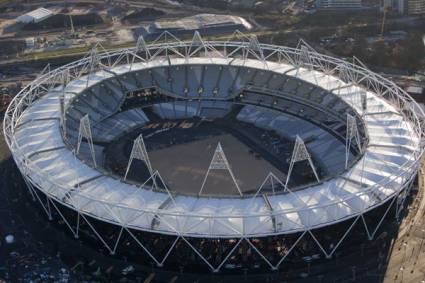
[3,31,424,273]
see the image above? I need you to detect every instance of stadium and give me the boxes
[3,31,425,273]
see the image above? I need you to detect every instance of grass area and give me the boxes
[0,0,12,6]
[17,30,275,62]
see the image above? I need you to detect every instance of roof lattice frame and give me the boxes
[76,114,97,168]
[187,31,223,59]
[124,134,153,180]
[244,35,265,63]
[285,135,320,187]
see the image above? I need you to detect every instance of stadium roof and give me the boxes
[11,55,420,237]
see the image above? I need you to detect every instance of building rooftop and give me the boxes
[16,8,53,24]
[153,13,252,31]
[406,86,423,95]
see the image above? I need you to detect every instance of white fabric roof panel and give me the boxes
[11,56,422,238]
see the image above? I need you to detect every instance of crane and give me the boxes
[69,14,75,36]
[381,6,389,36]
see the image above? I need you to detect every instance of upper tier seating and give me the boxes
[237,105,352,175]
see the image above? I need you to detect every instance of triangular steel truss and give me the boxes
[189,31,204,54]
[187,31,221,59]
[295,39,316,70]
[246,35,265,61]
[124,134,153,180]
[199,142,242,196]
[128,35,151,69]
[285,135,319,187]
[299,45,312,70]
[76,114,97,168]
[252,172,285,198]
[82,44,110,87]
[338,62,360,85]
[152,30,182,45]
[346,114,362,169]
[136,35,150,57]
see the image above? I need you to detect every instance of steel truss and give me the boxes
[3,31,425,272]
[24,176,415,271]
[285,135,320,187]
[199,142,242,196]
[124,134,153,180]
[76,114,97,168]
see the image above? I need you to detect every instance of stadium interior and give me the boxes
[63,64,366,195]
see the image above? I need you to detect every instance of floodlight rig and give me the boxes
[124,134,153,180]
[76,114,97,168]
[285,135,320,187]
[199,142,242,196]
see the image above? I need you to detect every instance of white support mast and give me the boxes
[346,114,362,169]
[199,142,242,196]
[124,134,153,180]
[59,69,69,138]
[188,31,205,57]
[299,45,312,70]
[136,35,151,59]
[59,93,66,137]
[247,35,264,62]
[285,135,319,187]
[77,114,97,168]
[361,91,367,115]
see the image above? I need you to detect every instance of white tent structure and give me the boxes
[16,8,53,24]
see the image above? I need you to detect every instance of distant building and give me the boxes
[228,0,257,9]
[406,86,424,95]
[16,8,53,24]
[383,0,405,13]
[383,0,425,14]
[25,37,35,49]
[316,0,363,10]
[136,14,252,39]
[407,0,425,14]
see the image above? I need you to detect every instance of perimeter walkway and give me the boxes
[383,159,425,283]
